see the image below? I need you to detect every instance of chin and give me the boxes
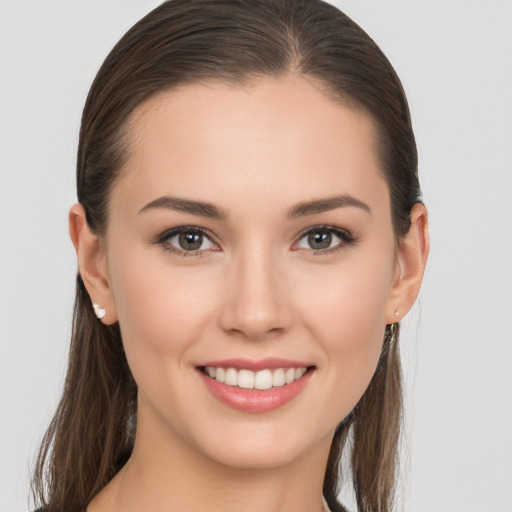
[202,443,308,471]
[186,418,333,472]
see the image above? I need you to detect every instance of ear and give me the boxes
[69,203,118,325]
[386,203,429,324]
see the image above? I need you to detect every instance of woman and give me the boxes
[32,1,429,511]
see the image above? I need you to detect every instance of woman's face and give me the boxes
[103,74,401,469]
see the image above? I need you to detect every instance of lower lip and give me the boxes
[198,369,313,413]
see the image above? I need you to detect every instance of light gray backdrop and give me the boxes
[1,1,511,511]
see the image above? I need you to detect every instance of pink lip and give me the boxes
[197,365,314,413]
[199,358,310,371]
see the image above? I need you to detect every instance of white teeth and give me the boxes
[204,366,309,389]
[238,369,255,389]
[272,368,285,387]
[225,368,238,386]
[285,368,295,384]
[295,367,307,379]
[254,369,273,390]
[216,367,226,383]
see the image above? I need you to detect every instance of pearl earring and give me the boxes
[93,303,106,320]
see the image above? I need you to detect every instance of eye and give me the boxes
[295,226,356,253]
[157,227,219,256]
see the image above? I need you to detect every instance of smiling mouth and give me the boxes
[199,366,315,390]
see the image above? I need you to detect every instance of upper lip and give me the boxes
[198,358,313,372]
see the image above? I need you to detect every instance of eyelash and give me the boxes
[294,225,358,256]
[154,225,358,258]
[154,226,218,258]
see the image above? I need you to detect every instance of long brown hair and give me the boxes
[32,1,420,511]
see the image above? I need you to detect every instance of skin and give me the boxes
[70,74,429,512]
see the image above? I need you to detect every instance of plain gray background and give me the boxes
[1,1,511,511]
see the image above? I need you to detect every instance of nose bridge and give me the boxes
[219,242,292,340]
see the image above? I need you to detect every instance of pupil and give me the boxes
[179,231,202,250]
[308,231,331,250]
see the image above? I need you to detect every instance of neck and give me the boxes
[90,405,333,512]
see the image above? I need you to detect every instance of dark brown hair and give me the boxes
[32,1,420,511]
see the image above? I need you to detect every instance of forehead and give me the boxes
[113,74,388,218]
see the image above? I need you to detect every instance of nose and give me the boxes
[218,246,294,341]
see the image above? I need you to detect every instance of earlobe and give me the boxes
[69,203,118,325]
[387,203,429,323]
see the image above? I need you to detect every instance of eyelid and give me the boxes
[293,225,358,254]
[154,226,220,257]
[153,224,357,258]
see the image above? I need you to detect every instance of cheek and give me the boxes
[296,251,394,337]
[293,252,395,409]
[107,249,226,432]
[107,246,219,372]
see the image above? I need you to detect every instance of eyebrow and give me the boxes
[138,196,228,219]
[138,193,370,219]
[287,194,371,218]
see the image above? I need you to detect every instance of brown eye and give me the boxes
[178,231,204,250]
[162,228,217,254]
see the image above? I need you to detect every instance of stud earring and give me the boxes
[93,303,106,320]
[394,310,399,317]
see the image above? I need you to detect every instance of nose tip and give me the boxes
[224,311,286,341]
[218,255,293,341]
